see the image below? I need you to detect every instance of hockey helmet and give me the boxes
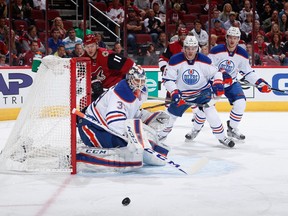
[226,26,241,38]
[84,34,98,46]
[183,35,199,47]
[126,65,146,92]
[178,27,188,36]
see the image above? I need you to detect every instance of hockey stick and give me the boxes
[72,108,200,175]
[143,96,220,110]
[239,78,288,94]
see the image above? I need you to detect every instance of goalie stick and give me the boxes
[72,108,208,175]
[239,78,288,94]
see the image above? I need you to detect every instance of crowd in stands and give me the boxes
[3,0,288,67]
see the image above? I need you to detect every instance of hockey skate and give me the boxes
[227,120,245,140]
[219,137,235,148]
[185,129,200,141]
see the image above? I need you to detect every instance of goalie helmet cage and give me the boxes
[0,56,91,174]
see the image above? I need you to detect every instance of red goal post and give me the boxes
[0,56,91,174]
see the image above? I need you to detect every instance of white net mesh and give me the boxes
[0,56,90,173]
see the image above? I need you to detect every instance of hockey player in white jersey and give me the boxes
[76,65,170,172]
[158,35,235,148]
[186,27,271,141]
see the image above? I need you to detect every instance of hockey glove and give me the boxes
[91,80,104,101]
[222,72,233,85]
[255,78,271,93]
[212,79,224,96]
[171,89,186,106]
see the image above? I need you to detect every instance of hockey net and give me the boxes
[0,56,91,174]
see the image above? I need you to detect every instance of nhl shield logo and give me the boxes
[182,69,200,85]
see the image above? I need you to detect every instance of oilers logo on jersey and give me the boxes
[218,60,235,74]
[182,69,200,85]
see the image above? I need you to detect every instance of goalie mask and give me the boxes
[126,65,146,93]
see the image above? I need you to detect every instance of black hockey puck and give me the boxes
[122,197,131,206]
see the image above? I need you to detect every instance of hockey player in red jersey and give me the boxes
[83,34,135,100]
[158,27,188,73]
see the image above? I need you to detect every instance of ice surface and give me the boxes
[0,112,288,216]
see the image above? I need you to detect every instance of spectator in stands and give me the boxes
[0,0,7,18]
[201,45,209,55]
[152,0,166,13]
[62,28,82,56]
[246,43,262,66]
[69,43,84,57]
[0,53,8,66]
[143,43,158,65]
[155,31,166,55]
[0,39,8,57]
[219,3,233,23]
[278,2,288,21]
[262,10,280,33]
[238,0,259,23]
[21,25,45,54]
[283,30,288,43]
[126,7,143,53]
[18,40,42,66]
[254,34,268,61]
[247,20,265,43]
[47,27,63,55]
[210,19,226,44]
[54,44,68,58]
[190,19,208,47]
[127,0,146,18]
[266,33,285,65]
[281,37,288,65]
[33,0,45,11]
[265,23,283,43]
[210,34,218,48]
[223,11,240,30]
[51,17,66,39]
[279,13,288,33]
[0,17,8,42]
[144,9,164,44]
[107,0,124,37]
[112,41,123,56]
[261,3,273,25]
[205,8,222,32]
[152,2,165,23]
[75,20,93,40]
[11,0,32,25]
[133,0,150,12]
[95,32,106,48]
[167,3,184,25]
[6,29,21,65]
[240,12,253,38]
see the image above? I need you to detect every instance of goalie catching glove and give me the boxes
[255,78,271,93]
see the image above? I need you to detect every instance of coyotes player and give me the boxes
[83,34,135,100]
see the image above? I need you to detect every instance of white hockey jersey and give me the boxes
[85,80,147,136]
[162,52,222,100]
[208,44,258,85]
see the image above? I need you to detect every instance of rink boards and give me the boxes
[1,66,288,120]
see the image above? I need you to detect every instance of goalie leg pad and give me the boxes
[77,117,127,148]
[76,146,143,173]
[125,119,167,166]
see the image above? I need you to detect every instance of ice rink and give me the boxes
[0,112,288,216]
